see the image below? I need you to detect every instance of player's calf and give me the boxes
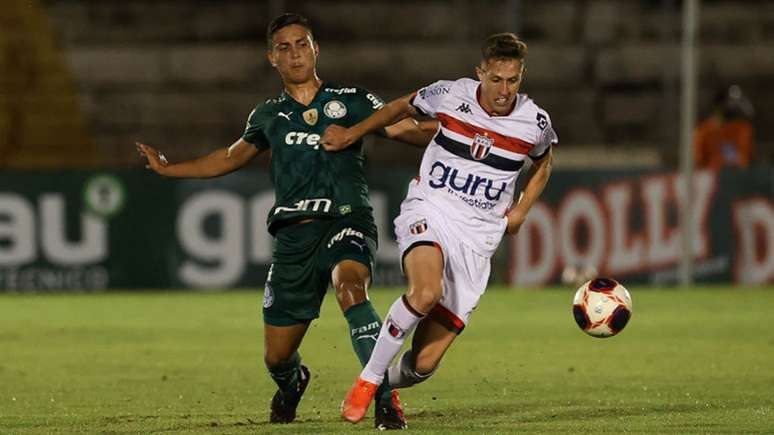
[387,350,436,389]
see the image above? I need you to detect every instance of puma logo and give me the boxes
[350,240,366,251]
[277,111,293,120]
[356,333,379,342]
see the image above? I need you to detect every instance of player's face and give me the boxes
[267,24,319,85]
[476,58,524,115]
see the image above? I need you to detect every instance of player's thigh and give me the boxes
[403,244,445,314]
[411,315,459,375]
[323,219,376,312]
[263,322,309,367]
[265,223,329,326]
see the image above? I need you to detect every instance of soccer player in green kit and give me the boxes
[136,13,434,430]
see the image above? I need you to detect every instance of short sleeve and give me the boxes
[529,111,557,160]
[242,108,270,150]
[410,80,454,118]
[348,88,386,125]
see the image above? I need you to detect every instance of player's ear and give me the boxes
[313,40,320,57]
[475,66,485,81]
[267,50,277,68]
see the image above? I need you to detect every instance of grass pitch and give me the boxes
[1,287,773,434]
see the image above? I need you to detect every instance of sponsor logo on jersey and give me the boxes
[324,100,347,119]
[274,198,332,214]
[428,161,507,201]
[366,93,384,110]
[418,85,449,99]
[471,133,494,160]
[303,108,318,125]
[409,219,428,235]
[536,112,548,130]
[325,87,356,94]
[351,321,379,338]
[327,227,365,249]
[456,102,472,114]
[284,131,321,148]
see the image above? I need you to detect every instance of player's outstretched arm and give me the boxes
[136,138,261,178]
[322,93,419,151]
[505,150,553,234]
[383,118,439,148]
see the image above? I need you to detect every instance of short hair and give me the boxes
[481,33,528,63]
[267,13,313,45]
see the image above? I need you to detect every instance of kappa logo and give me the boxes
[456,103,472,114]
[409,219,428,235]
[471,133,494,160]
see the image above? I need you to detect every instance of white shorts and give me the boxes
[394,199,491,331]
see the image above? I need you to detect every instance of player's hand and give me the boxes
[136,142,169,174]
[321,125,356,151]
[505,210,527,235]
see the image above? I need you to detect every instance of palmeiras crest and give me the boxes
[470,133,494,160]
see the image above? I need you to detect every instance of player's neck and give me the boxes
[284,77,323,106]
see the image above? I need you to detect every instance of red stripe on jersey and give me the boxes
[437,112,533,154]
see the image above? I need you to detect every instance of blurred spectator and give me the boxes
[693,85,755,170]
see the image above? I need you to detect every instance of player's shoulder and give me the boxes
[322,82,384,111]
[251,93,288,116]
[513,94,553,124]
[321,82,372,99]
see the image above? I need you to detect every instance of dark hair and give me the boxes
[267,13,313,45]
[481,33,527,62]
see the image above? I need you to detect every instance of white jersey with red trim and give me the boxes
[406,77,558,256]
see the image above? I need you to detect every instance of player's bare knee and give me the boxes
[407,283,442,314]
[333,279,367,310]
[264,351,289,369]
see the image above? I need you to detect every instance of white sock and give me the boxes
[360,296,423,385]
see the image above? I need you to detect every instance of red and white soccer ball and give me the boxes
[572,277,632,338]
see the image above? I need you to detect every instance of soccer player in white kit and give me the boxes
[322,33,556,425]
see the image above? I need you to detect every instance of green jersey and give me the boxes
[242,82,385,235]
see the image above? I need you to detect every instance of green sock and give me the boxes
[344,301,393,406]
[267,352,301,398]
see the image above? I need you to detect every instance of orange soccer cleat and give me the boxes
[340,376,378,424]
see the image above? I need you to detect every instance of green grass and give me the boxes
[1,287,773,434]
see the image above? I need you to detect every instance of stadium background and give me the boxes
[1,0,773,291]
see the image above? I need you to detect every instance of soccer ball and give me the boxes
[572,277,632,338]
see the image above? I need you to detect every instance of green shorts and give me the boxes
[262,214,377,326]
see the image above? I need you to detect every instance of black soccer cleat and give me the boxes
[269,365,310,424]
[374,390,407,430]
